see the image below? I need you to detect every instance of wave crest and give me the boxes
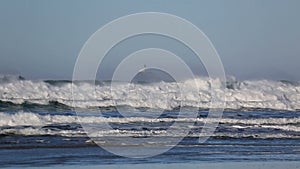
[0,75,299,111]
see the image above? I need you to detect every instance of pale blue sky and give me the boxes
[0,0,300,80]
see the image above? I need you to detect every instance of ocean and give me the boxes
[0,75,299,168]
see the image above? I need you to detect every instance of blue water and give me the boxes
[0,108,299,168]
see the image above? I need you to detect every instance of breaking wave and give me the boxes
[0,75,300,111]
[0,112,299,139]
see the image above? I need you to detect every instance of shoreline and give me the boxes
[26,161,300,169]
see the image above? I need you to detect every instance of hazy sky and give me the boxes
[0,0,300,80]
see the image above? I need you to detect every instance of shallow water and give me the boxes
[0,109,299,168]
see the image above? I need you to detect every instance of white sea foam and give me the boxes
[0,112,300,131]
[2,127,299,139]
[0,112,299,138]
[0,75,300,110]
[1,112,300,127]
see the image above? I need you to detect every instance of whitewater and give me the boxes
[1,75,300,166]
[0,75,299,111]
[0,111,299,138]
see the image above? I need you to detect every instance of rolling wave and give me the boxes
[1,112,299,127]
[0,75,300,111]
[0,112,299,139]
